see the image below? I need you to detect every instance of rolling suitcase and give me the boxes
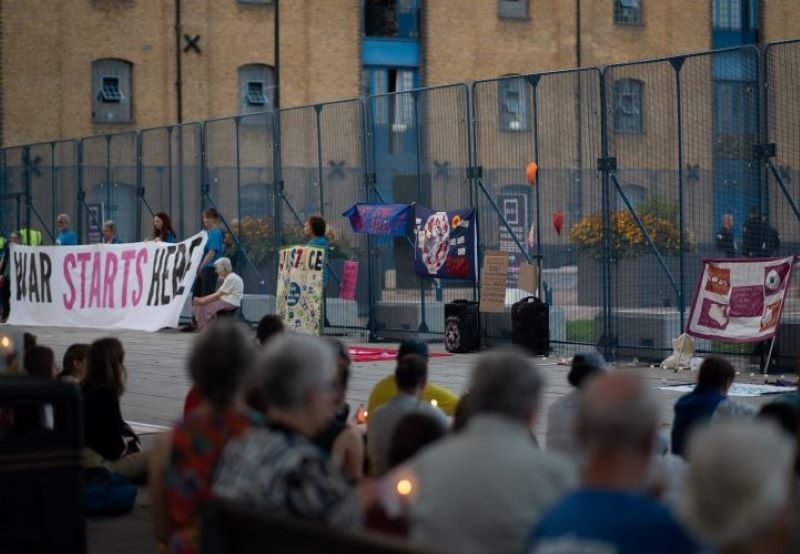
[444,300,480,353]
[511,296,550,355]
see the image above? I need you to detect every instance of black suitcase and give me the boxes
[511,296,550,355]
[444,300,480,353]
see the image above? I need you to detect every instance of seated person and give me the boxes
[189,257,243,331]
[367,339,458,417]
[671,356,735,457]
[58,343,90,384]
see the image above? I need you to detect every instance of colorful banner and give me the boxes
[686,256,795,343]
[8,233,207,331]
[414,206,478,281]
[342,203,412,237]
[339,260,359,300]
[276,245,326,335]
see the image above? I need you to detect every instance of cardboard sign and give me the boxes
[518,262,539,295]
[276,245,326,335]
[479,251,508,313]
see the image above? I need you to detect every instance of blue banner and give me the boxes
[342,203,412,237]
[414,206,478,281]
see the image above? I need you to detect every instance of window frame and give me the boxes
[497,0,528,20]
[612,78,644,135]
[497,77,530,133]
[91,59,133,124]
[237,64,275,116]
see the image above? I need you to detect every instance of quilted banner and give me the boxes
[413,206,478,281]
[686,257,795,343]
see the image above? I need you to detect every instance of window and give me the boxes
[497,0,528,19]
[92,59,133,123]
[238,64,275,115]
[498,77,529,132]
[614,0,641,24]
[713,0,742,30]
[612,79,643,134]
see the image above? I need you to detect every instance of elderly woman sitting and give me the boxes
[191,257,243,330]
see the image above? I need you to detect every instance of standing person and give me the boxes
[0,232,20,322]
[304,214,329,249]
[742,207,780,257]
[153,212,177,243]
[715,213,736,258]
[188,258,243,331]
[528,374,700,554]
[102,220,121,244]
[194,208,223,299]
[55,214,78,246]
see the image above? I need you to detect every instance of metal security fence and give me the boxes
[2,41,800,367]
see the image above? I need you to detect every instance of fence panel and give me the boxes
[0,147,27,240]
[366,84,472,340]
[204,113,277,296]
[140,123,204,242]
[473,70,603,348]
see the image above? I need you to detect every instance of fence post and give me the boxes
[598,69,614,361]
[528,74,544,292]
[360,99,379,342]
[136,131,144,241]
[273,110,283,290]
[669,56,687,329]
[413,90,429,333]
[77,141,84,243]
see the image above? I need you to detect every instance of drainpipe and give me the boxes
[274,0,280,109]
[175,0,183,123]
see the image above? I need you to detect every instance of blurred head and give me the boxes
[214,257,233,278]
[60,343,90,381]
[757,402,799,447]
[388,413,447,469]
[202,208,220,229]
[452,390,474,432]
[56,213,70,231]
[325,338,351,406]
[189,319,254,411]
[23,332,37,350]
[255,333,338,435]
[24,345,56,379]
[9,232,20,244]
[468,348,542,427]
[395,354,428,395]
[397,338,430,361]
[567,352,606,389]
[577,374,659,460]
[304,215,326,238]
[85,337,127,397]
[748,206,761,219]
[153,212,175,239]
[102,220,116,242]
[256,314,285,345]
[697,356,735,393]
[722,213,733,229]
[680,421,796,551]
[223,232,234,246]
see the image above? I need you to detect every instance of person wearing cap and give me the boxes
[366,339,459,418]
[545,352,606,458]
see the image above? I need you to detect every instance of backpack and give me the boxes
[84,467,137,516]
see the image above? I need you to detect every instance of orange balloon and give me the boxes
[526,162,538,185]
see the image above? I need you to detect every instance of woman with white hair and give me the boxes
[188,257,243,331]
[680,420,797,554]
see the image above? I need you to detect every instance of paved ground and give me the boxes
[8,324,797,553]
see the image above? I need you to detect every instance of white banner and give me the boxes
[8,232,207,331]
[276,245,325,335]
[686,256,795,343]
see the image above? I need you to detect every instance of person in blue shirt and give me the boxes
[528,374,702,554]
[305,215,330,285]
[153,211,177,243]
[102,220,122,244]
[183,208,224,332]
[55,213,78,245]
[670,356,735,457]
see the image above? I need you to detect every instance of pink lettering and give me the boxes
[62,254,77,309]
[120,250,136,308]
[132,248,148,306]
[76,252,92,309]
[87,252,102,308]
[103,252,119,308]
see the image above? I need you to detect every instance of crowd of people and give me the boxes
[1,319,798,553]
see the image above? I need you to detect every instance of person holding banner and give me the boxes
[102,220,122,244]
[194,208,224,299]
[190,258,243,331]
[153,212,177,244]
[0,231,20,322]
[55,214,78,246]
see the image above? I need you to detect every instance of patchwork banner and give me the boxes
[686,257,795,343]
[276,245,326,335]
[8,233,207,331]
[414,206,478,281]
[342,203,412,237]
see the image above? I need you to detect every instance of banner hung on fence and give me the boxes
[8,233,207,331]
[276,245,326,335]
[414,206,478,281]
[686,257,795,343]
[342,203,412,236]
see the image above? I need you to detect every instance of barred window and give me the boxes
[713,0,742,30]
[238,64,275,115]
[614,0,642,24]
[613,79,643,134]
[498,77,529,132]
[92,59,133,123]
[498,0,528,20]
